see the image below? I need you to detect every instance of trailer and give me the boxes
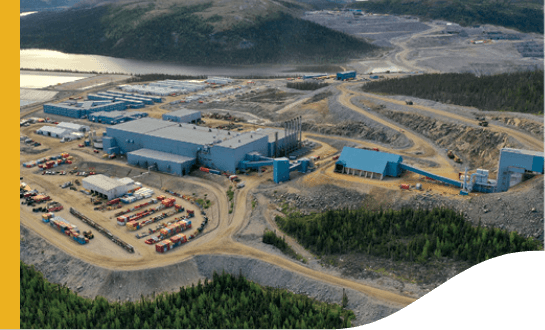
[145,219,192,244]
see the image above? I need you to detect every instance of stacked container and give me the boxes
[155,233,187,253]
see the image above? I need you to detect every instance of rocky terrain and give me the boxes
[362,103,523,169]
[20,225,400,326]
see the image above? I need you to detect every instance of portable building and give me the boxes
[36,126,70,138]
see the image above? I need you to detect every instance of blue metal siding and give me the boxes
[496,148,545,192]
[336,71,356,80]
[127,152,194,176]
[336,147,402,176]
[274,158,290,183]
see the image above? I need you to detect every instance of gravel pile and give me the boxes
[263,184,368,213]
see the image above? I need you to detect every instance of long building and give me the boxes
[44,100,127,118]
[103,117,300,174]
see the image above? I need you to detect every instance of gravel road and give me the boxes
[21,225,400,326]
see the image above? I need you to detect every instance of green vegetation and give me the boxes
[227,186,234,201]
[362,71,544,114]
[196,198,211,209]
[263,229,307,263]
[21,263,354,328]
[275,207,543,265]
[20,4,378,65]
[287,81,330,91]
[353,0,544,34]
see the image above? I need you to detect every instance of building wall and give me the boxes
[496,149,545,192]
[198,136,268,173]
[127,153,195,176]
[162,111,201,123]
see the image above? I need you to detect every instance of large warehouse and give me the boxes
[103,117,300,174]
[82,175,138,200]
[335,147,403,180]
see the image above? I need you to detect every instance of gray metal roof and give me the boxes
[82,174,127,191]
[501,148,544,157]
[215,132,268,149]
[163,109,201,117]
[128,149,196,163]
[57,122,89,131]
[257,128,289,142]
[37,126,68,135]
[109,118,177,134]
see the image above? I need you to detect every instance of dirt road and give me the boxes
[358,91,544,151]
[21,134,415,308]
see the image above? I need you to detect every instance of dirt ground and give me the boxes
[19,11,545,324]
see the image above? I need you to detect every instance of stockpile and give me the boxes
[155,233,188,253]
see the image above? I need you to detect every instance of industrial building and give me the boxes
[335,146,544,194]
[88,111,148,125]
[162,109,202,123]
[206,77,234,85]
[35,126,71,139]
[335,147,403,179]
[336,71,357,80]
[43,100,127,118]
[103,116,302,174]
[36,122,90,140]
[82,175,138,200]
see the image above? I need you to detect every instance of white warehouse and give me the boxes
[82,175,138,200]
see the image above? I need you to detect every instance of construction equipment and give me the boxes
[405,100,413,105]
[447,150,455,159]
[478,121,488,127]
[83,230,94,239]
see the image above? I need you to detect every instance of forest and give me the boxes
[20,263,354,329]
[275,207,543,265]
[263,229,307,263]
[353,0,544,34]
[287,81,330,91]
[361,71,544,114]
[20,3,378,65]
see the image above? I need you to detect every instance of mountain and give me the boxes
[20,0,380,65]
[352,0,544,34]
[20,0,83,12]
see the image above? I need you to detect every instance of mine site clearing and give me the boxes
[20,16,544,325]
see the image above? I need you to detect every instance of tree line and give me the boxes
[21,263,354,328]
[275,207,543,265]
[21,3,378,65]
[361,71,544,114]
[353,0,544,34]
[263,229,307,263]
[287,81,330,91]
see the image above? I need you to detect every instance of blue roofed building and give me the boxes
[335,147,403,179]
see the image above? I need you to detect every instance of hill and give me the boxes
[352,0,544,34]
[20,0,83,12]
[21,262,355,328]
[361,71,544,115]
[20,0,379,65]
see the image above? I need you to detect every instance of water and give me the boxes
[20,49,302,77]
[20,71,93,88]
